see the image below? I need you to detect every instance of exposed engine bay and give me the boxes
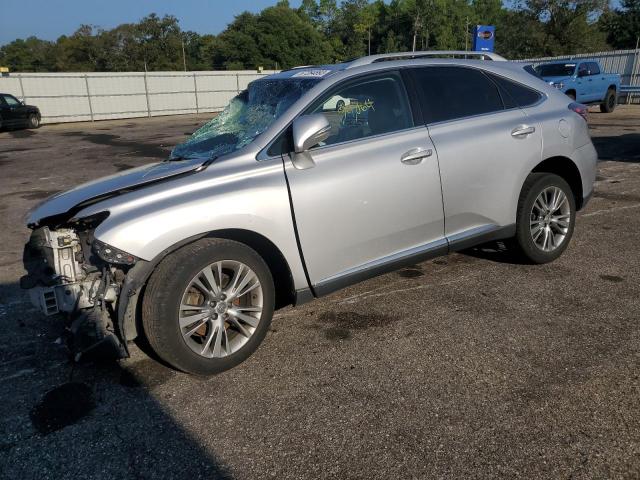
[20,216,133,361]
[18,157,211,362]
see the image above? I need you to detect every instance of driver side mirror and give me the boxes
[292,114,331,153]
[289,114,332,170]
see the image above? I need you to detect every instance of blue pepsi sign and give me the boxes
[473,25,495,52]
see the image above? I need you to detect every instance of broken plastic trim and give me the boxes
[93,239,138,266]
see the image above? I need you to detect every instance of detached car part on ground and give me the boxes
[21,51,597,375]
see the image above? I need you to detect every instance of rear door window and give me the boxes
[409,66,504,124]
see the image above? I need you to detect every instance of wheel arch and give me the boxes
[531,156,584,210]
[118,228,297,349]
[205,229,296,310]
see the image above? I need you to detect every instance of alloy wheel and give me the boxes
[179,260,263,358]
[529,186,572,252]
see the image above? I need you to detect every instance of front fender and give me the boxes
[77,155,308,292]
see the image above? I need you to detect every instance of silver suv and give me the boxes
[21,51,597,375]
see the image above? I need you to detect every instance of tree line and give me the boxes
[1,0,638,72]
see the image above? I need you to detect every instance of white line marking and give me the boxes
[339,272,479,305]
[0,369,35,382]
[582,203,640,217]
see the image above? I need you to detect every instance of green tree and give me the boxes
[354,3,379,55]
[599,0,640,49]
[216,12,263,69]
[524,0,609,55]
[1,1,625,72]
[216,4,335,69]
[494,9,546,59]
[254,5,335,67]
[0,37,56,71]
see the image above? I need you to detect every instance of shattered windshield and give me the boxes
[170,77,320,160]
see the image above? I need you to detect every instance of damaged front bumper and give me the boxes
[21,224,128,361]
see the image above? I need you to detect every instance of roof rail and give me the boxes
[346,50,507,68]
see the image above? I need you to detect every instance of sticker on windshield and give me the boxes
[292,69,331,78]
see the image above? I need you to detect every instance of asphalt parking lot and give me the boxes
[1,106,639,479]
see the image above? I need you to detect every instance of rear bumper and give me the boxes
[572,142,598,210]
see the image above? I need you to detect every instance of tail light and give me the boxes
[568,102,588,121]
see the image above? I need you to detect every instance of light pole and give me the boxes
[181,36,187,72]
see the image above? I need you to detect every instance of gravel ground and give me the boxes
[0,106,639,479]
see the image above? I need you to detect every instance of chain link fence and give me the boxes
[0,70,277,124]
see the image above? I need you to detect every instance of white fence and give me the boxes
[518,48,640,103]
[0,70,277,124]
[2,50,638,124]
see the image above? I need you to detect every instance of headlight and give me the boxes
[93,239,138,265]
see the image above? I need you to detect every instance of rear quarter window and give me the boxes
[487,73,543,108]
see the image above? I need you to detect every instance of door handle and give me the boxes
[511,125,535,138]
[401,147,432,165]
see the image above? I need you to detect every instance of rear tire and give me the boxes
[142,238,275,376]
[600,88,616,113]
[336,99,345,111]
[513,173,576,264]
[28,114,40,129]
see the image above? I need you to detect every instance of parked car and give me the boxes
[21,51,597,375]
[322,94,351,111]
[0,93,41,129]
[534,60,621,112]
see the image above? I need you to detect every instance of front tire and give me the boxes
[28,114,40,129]
[142,238,275,376]
[513,173,576,264]
[600,88,617,113]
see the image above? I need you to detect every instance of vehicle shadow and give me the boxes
[458,240,528,265]
[0,281,234,479]
[591,133,640,163]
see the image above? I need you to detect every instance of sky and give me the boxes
[0,0,622,47]
[0,0,304,46]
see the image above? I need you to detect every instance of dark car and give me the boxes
[0,93,41,129]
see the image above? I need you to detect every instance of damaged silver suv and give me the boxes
[21,52,597,375]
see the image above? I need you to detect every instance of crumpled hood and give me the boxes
[541,75,571,85]
[26,158,206,226]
